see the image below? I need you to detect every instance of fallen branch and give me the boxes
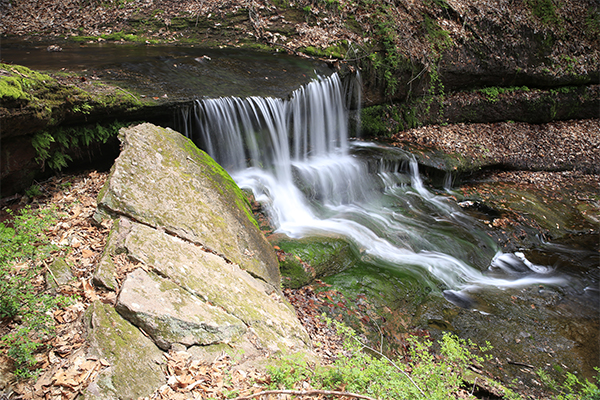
[406,63,429,85]
[233,389,378,400]
[115,86,139,102]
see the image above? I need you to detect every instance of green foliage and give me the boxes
[537,368,600,400]
[319,0,342,12]
[72,102,93,114]
[24,185,43,198]
[31,121,129,170]
[361,104,403,137]
[584,6,600,36]
[0,206,72,378]
[267,318,501,399]
[476,86,530,103]
[526,0,562,26]
[423,15,453,54]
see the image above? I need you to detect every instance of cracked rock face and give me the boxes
[116,267,247,350]
[88,123,311,399]
[97,122,281,288]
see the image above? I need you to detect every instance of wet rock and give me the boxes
[270,233,360,289]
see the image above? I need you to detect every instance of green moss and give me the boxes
[301,41,348,59]
[273,235,359,288]
[476,86,530,103]
[423,14,453,54]
[85,302,164,399]
[0,64,55,104]
[181,137,260,230]
[526,0,562,26]
[0,77,27,101]
[361,104,404,137]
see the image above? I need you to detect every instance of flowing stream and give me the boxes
[177,73,573,300]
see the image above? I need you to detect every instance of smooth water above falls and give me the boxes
[177,73,575,295]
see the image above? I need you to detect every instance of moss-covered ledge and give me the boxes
[0,63,182,196]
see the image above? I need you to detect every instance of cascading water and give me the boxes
[177,73,566,298]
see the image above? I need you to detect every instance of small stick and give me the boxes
[507,360,535,369]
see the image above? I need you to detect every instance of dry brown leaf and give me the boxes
[81,249,95,258]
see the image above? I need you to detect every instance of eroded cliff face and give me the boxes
[86,123,310,399]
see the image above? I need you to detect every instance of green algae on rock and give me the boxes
[271,233,361,289]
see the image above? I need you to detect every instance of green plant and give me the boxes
[267,317,502,400]
[526,0,562,26]
[0,206,72,378]
[584,6,600,36]
[537,368,600,400]
[72,102,93,114]
[476,86,530,103]
[31,121,129,171]
[24,184,43,198]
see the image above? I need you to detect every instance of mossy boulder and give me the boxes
[271,233,360,289]
[96,122,281,289]
[83,301,165,400]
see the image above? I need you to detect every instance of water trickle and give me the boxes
[177,73,566,291]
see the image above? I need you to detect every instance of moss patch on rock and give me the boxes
[84,301,165,399]
[271,234,360,289]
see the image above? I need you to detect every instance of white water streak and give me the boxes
[181,73,565,290]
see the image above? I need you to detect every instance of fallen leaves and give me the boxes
[32,352,109,400]
[147,351,268,400]
[393,119,600,174]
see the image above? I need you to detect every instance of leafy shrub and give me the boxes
[538,368,600,400]
[32,121,128,170]
[0,206,72,378]
[267,318,501,400]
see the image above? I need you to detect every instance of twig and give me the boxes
[406,63,429,85]
[507,360,535,369]
[115,86,139,102]
[354,337,426,397]
[195,0,205,27]
[43,261,61,288]
[233,389,378,400]
[471,377,478,396]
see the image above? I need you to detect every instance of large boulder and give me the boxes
[96,122,280,289]
[87,123,311,398]
[105,217,309,352]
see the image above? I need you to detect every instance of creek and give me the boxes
[176,72,599,390]
[4,43,598,390]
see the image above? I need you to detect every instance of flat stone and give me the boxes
[116,268,246,350]
[118,219,310,352]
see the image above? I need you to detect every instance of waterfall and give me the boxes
[177,73,565,292]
